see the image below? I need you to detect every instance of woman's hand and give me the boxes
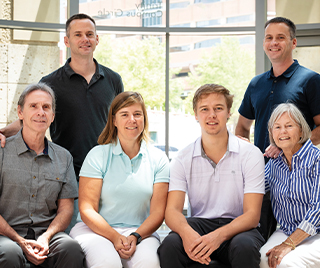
[117,235,137,259]
[266,243,292,268]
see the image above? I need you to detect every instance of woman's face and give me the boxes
[272,112,302,154]
[114,103,144,143]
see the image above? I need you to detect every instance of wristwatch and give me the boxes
[130,232,142,245]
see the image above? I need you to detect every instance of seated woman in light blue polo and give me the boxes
[70,91,169,268]
[260,103,320,268]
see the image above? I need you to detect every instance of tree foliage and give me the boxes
[94,36,255,121]
[187,37,255,120]
[94,35,183,111]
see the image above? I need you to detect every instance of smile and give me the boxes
[279,137,290,141]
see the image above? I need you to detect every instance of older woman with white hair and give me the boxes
[260,103,320,268]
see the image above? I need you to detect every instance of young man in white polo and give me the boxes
[158,84,265,268]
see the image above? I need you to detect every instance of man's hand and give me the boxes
[189,230,223,265]
[0,132,5,148]
[36,234,50,257]
[18,239,47,265]
[264,145,281,158]
[266,242,292,268]
[181,229,211,265]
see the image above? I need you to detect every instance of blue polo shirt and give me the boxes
[78,140,169,228]
[239,60,320,153]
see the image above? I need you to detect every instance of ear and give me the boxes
[113,115,117,127]
[51,113,55,123]
[96,34,99,45]
[64,36,70,47]
[17,105,23,120]
[292,38,297,49]
[194,111,198,122]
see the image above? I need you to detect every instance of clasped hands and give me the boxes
[182,229,223,266]
[114,234,137,259]
[18,235,49,265]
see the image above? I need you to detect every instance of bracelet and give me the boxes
[288,236,296,249]
[282,241,295,250]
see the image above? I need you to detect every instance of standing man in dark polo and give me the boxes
[0,13,124,231]
[0,83,84,268]
[236,17,320,159]
[235,17,320,241]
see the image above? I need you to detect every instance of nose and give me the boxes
[210,110,217,118]
[271,38,278,45]
[128,114,136,122]
[37,108,45,116]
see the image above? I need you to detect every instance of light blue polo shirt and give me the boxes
[79,139,169,227]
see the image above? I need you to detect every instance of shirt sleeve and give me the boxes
[238,82,255,120]
[298,158,320,236]
[265,160,271,193]
[154,151,170,184]
[305,73,320,118]
[59,152,78,199]
[243,145,265,194]
[168,156,188,193]
[79,145,106,179]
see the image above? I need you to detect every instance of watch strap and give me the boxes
[130,232,142,245]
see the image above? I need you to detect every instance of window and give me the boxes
[196,19,221,27]
[194,38,221,49]
[170,1,190,9]
[227,14,254,24]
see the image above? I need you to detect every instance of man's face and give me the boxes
[18,90,55,135]
[64,19,99,58]
[263,22,297,64]
[194,93,230,137]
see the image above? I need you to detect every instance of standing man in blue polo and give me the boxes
[0,13,124,231]
[235,17,320,241]
[236,17,320,159]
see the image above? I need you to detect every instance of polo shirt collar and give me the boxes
[15,129,50,157]
[194,130,239,158]
[268,59,299,79]
[63,57,104,79]
[113,138,146,157]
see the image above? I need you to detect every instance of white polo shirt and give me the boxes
[169,132,265,219]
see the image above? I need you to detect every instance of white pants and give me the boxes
[70,222,161,268]
[260,229,320,268]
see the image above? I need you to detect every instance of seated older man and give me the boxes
[0,83,84,268]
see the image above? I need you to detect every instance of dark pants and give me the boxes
[0,232,85,268]
[157,217,265,268]
[257,191,277,241]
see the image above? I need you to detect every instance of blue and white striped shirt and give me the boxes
[265,139,320,236]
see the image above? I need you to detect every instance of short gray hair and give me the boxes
[268,103,311,147]
[18,82,56,113]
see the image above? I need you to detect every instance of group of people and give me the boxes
[0,12,319,268]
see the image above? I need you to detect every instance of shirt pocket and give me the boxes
[44,174,65,211]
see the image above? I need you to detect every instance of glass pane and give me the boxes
[80,0,164,27]
[8,0,67,42]
[170,0,255,28]
[169,35,256,146]
[94,33,166,145]
[271,0,320,24]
